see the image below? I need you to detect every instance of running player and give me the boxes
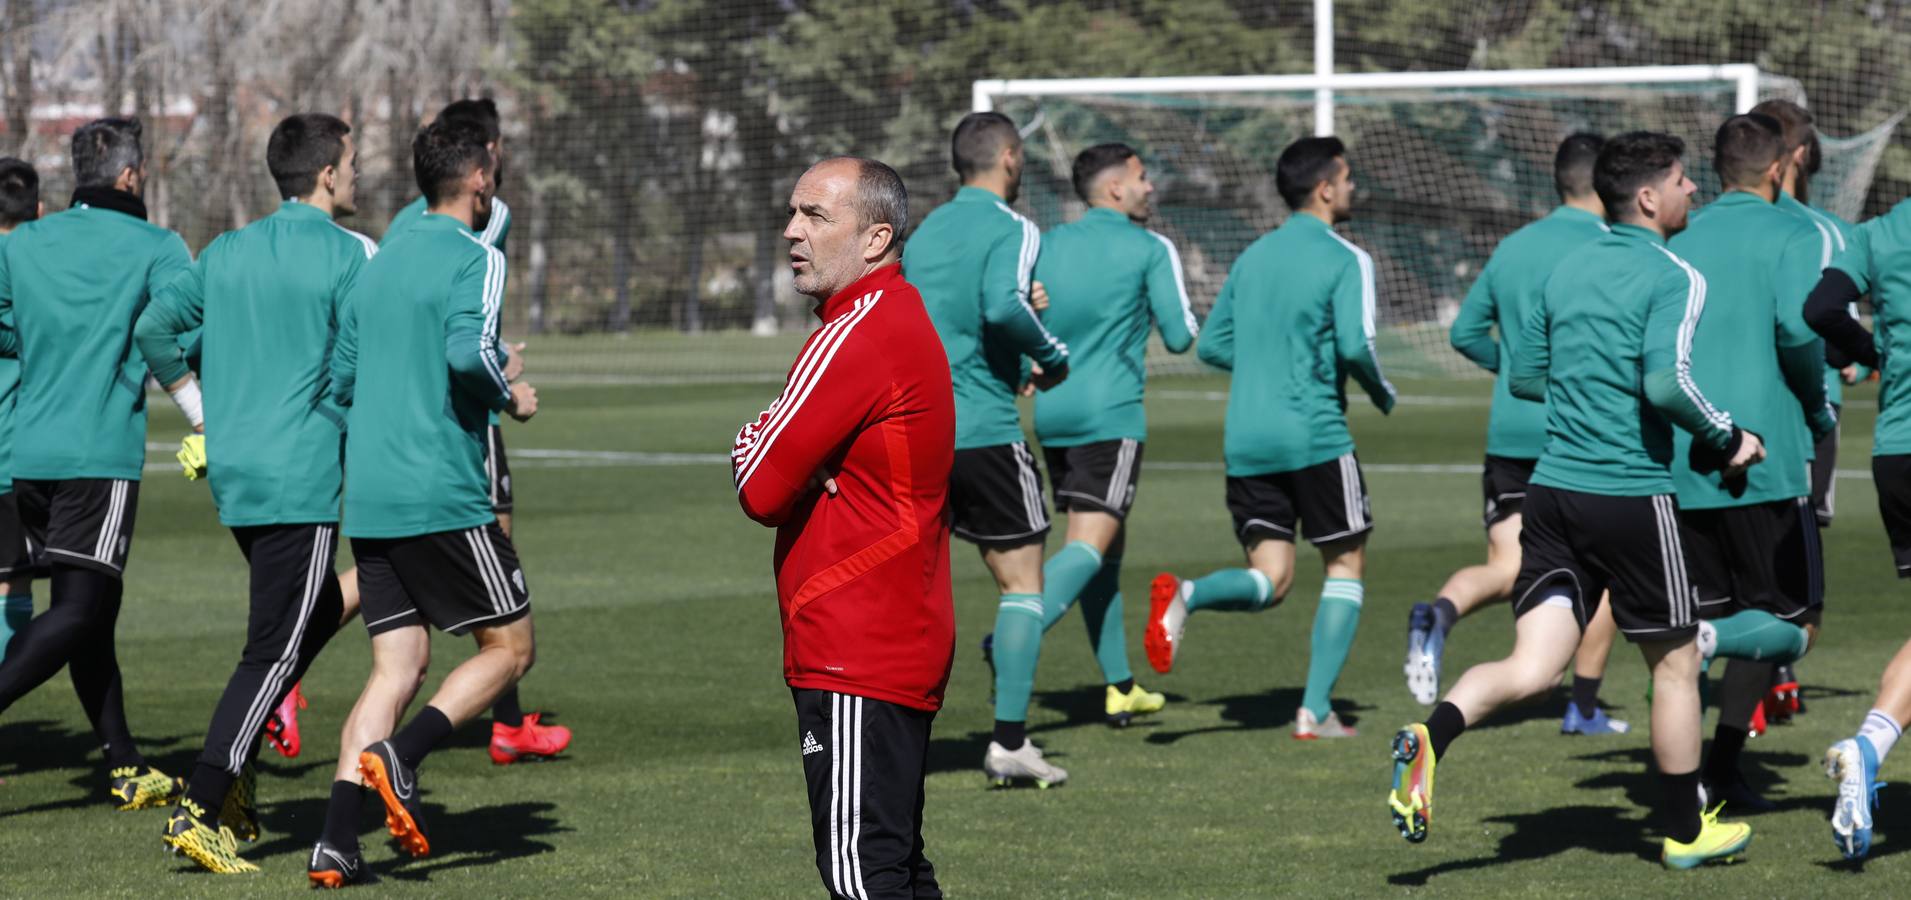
[133,114,368,873]
[1387,132,1764,869]
[904,111,1072,786]
[0,157,40,660]
[308,118,540,887]
[1146,136,1394,740]
[1014,143,1190,732]
[1666,113,1834,812]
[1752,98,1863,728]
[1804,184,1911,861]
[0,117,191,810]
[285,98,566,766]
[1409,133,1627,735]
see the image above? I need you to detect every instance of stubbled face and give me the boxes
[1645,160,1697,234]
[330,134,359,216]
[1108,154,1154,222]
[1004,142,1025,204]
[1324,157,1355,222]
[783,160,868,300]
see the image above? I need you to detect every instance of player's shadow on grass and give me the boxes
[1818,782,1911,871]
[1141,689,1371,745]
[1570,745,1815,813]
[1029,686,1175,732]
[0,720,191,820]
[248,795,567,875]
[1458,686,1638,733]
[1387,804,1655,886]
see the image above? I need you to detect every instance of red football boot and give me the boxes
[264,682,308,758]
[489,712,572,765]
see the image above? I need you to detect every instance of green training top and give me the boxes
[1832,197,1911,455]
[1197,212,1396,476]
[0,203,191,481]
[1508,222,1738,496]
[1031,208,1197,446]
[333,213,513,538]
[1778,192,1860,406]
[904,186,1070,450]
[1449,206,1608,460]
[388,195,511,427]
[134,201,375,526]
[0,232,15,491]
[1667,191,1832,509]
[386,194,511,249]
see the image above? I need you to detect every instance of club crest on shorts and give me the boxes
[512,568,526,593]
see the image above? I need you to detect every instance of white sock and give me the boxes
[1859,709,1903,763]
[1695,620,1718,660]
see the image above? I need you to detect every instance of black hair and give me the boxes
[1593,131,1685,221]
[951,111,1020,181]
[1275,136,1346,211]
[1714,113,1785,190]
[437,98,501,144]
[1553,132,1604,200]
[412,118,492,206]
[0,157,38,227]
[1748,99,1813,153]
[71,117,143,189]
[266,113,352,198]
[1071,143,1138,203]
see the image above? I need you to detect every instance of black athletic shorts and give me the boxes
[793,688,940,900]
[1044,438,1143,518]
[1226,452,1372,548]
[12,478,138,578]
[486,423,514,514]
[353,523,530,636]
[1810,412,1839,528]
[1511,484,1698,643]
[949,442,1049,548]
[1482,455,1538,529]
[1873,454,1911,578]
[1681,499,1823,623]
[0,490,44,579]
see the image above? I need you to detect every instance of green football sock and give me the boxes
[1301,579,1364,720]
[1185,568,1274,613]
[1039,541,1103,631]
[0,588,30,660]
[1702,610,1809,664]
[1077,557,1131,687]
[991,594,1044,723]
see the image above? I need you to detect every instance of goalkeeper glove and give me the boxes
[178,434,207,481]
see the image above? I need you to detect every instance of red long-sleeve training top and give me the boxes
[732,263,956,712]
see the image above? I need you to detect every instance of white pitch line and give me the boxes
[1152,390,1490,407]
[143,444,1878,481]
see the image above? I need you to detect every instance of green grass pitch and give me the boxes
[4,375,1911,896]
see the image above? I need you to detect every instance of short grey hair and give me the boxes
[819,156,908,252]
[72,117,144,189]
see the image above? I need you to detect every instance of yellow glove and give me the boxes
[177,434,207,481]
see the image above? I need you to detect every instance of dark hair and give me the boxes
[71,117,143,189]
[412,118,492,206]
[1714,113,1785,190]
[1593,131,1685,221]
[817,156,909,253]
[951,111,1020,181]
[267,114,352,198]
[1748,99,1813,153]
[1072,143,1138,203]
[0,158,38,227]
[437,98,501,144]
[1553,132,1604,200]
[1275,136,1346,210]
[1805,132,1825,177]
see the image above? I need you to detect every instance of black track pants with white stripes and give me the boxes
[794,688,941,900]
[195,525,344,778]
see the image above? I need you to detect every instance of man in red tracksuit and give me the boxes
[733,156,956,900]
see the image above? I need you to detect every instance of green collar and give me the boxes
[1082,207,1131,225]
[1609,221,1666,246]
[275,199,333,221]
[407,211,475,235]
[1708,189,1771,209]
[956,185,1010,206]
[1284,211,1333,232]
[1552,205,1605,224]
